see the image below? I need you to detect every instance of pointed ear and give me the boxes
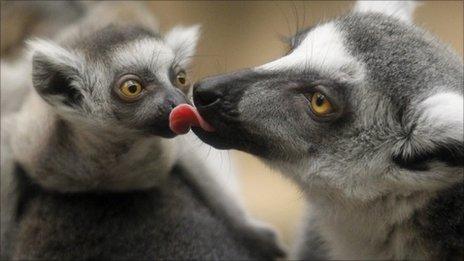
[353,1,420,23]
[28,39,84,107]
[164,25,201,67]
[393,93,464,170]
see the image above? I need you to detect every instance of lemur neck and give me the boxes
[68,117,139,157]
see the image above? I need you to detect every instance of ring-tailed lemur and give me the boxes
[0,3,284,259]
[183,1,463,259]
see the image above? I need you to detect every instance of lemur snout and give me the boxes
[193,69,254,109]
[193,81,222,108]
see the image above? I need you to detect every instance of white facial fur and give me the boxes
[258,23,364,83]
[112,38,176,89]
[112,38,174,71]
[112,25,201,74]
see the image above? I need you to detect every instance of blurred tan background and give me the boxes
[2,0,463,247]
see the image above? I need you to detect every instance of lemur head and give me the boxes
[29,5,200,138]
[193,1,463,200]
[17,4,201,191]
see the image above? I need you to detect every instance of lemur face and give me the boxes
[30,23,199,138]
[193,2,463,198]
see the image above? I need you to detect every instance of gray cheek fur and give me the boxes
[239,82,311,160]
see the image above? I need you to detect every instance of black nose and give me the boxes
[193,81,222,108]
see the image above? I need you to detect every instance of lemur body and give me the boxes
[190,1,463,259]
[1,3,283,259]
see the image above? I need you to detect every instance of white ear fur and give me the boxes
[164,25,201,66]
[415,92,463,142]
[394,92,463,167]
[27,39,83,71]
[353,1,419,23]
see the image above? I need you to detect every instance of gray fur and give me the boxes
[6,161,277,260]
[192,1,463,260]
[1,3,284,259]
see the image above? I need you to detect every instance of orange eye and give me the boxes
[310,92,333,116]
[118,79,143,101]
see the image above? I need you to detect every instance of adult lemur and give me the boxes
[0,3,284,260]
[179,1,464,260]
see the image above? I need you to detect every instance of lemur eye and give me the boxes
[309,92,333,116]
[116,76,144,102]
[175,71,189,88]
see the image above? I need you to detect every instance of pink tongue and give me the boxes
[169,104,215,135]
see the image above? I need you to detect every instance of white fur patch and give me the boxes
[164,25,201,67]
[112,38,174,71]
[353,1,419,23]
[27,39,84,71]
[417,92,463,141]
[111,38,175,84]
[258,23,363,82]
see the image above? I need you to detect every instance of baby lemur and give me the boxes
[1,3,284,260]
[189,1,463,260]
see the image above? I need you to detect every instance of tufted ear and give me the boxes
[28,39,84,108]
[393,92,464,170]
[164,25,201,67]
[353,1,419,23]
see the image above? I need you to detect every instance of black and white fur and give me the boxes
[192,1,463,259]
[1,3,284,259]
